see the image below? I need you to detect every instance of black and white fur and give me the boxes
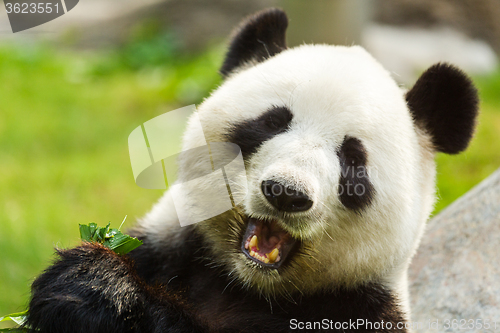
[27,8,478,333]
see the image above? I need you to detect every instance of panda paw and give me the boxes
[27,242,155,333]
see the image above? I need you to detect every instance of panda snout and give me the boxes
[261,180,313,212]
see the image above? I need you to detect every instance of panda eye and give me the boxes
[227,106,293,158]
[336,136,375,211]
[265,115,285,130]
[263,106,293,132]
[339,137,367,166]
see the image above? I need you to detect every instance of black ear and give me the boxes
[406,63,479,154]
[220,8,288,78]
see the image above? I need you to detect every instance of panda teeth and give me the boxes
[249,250,270,263]
[247,235,280,264]
[249,235,259,250]
[267,248,279,263]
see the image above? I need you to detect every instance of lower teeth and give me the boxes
[248,236,280,264]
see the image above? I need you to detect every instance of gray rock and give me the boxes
[409,168,500,332]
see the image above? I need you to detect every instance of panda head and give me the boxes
[180,8,478,296]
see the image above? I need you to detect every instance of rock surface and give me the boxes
[409,168,500,332]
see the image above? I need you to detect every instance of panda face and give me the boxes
[189,44,433,295]
[143,8,477,298]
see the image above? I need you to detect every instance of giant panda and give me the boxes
[27,8,478,333]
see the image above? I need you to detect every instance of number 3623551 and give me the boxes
[5,2,60,14]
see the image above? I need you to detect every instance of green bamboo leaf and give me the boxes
[95,223,110,243]
[79,224,92,242]
[0,310,29,332]
[79,220,142,255]
[0,311,27,325]
[106,237,143,255]
[88,222,98,237]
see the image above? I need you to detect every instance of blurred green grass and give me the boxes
[0,41,222,317]
[0,41,499,318]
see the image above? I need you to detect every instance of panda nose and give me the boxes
[261,180,313,212]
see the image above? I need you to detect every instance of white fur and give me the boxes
[139,44,437,323]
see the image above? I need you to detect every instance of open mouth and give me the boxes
[241,218,298,268]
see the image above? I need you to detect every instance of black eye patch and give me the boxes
[337,136,375,211]
[227,106,293,158]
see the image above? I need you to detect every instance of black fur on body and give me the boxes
[27,228,407,333]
